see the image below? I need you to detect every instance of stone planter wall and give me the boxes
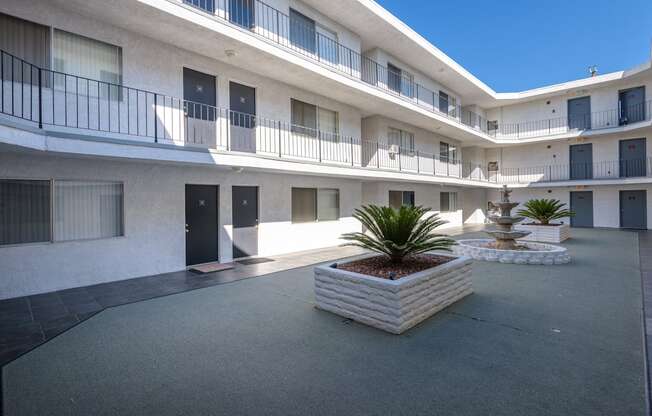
[514,223,570,243]
[314,254,472,334]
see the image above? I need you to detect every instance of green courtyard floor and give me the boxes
[2,228,646,415]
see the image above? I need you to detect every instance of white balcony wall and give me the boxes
[0,0,364,160]
[485,79,652,140]
[361,48,462,114]
[361,181,483,228]
[494,130,652,183]
[360,115,465,176]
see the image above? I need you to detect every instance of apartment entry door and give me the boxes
[619,138,647,178]
[570,191,593,228]
[232,186,259,259]
[568,96,591,130]
[620,190,647,229]
[229,82,257,153]
[183,68,217,146]
[185,185,219,266]
[569,143,593,180]
[619,86,646,125]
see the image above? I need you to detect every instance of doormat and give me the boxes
[189,262,235,274]
[236,257,275,265]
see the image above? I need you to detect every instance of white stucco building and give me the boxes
[0,0,650,298]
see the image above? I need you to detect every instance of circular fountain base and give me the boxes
[453,239,570,265]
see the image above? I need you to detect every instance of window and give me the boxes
[290,9,316,53]
[291,187,339,223]
[440,192,458,212]
[488,120,499,133]
[0,179,124,246]
[291,99,339,141]
[440,141,457,163]
[0,13,50,70]
[0,180,51,245]
[389,190,415,210]
[388,128,415,153]
[184,0,215,13]
[291,99,317,137]
[54,181,124,241]
[317,25,338,64]
[387,62,402,94]
[439,91,449,114]
[228,0,255,28]
[53,30,122,85]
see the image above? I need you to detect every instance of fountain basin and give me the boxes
[452,239,570,265]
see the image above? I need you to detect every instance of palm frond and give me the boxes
[516,198,575,225]
[342,204,456,263]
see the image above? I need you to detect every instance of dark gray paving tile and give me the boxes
[76,311,100,322]
[0,311,33,328]
[64,301,102,315]
[0,322,43,344]
[27,293,64,308]
[0,344,34,365]
[40,315,79,331]
[29,304,70,322]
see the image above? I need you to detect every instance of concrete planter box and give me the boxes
[314,253,473,334]
[514,223,570,243]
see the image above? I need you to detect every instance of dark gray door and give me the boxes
[570,191,593,228]
[567,96,591,130]
[232,186,258,259]
[569,143,593,180]
[619,138,647,177]
[620,190,647,229]
[229,82,256,153]
[185,185,219,266]
[183,68,216,145]
[439,91,449,115]
[619,86,645,124]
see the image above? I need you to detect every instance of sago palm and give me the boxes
[517,198,575,225]
[341,204,456,263]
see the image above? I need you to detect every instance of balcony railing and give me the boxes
[2,49,651,187]
[492,101,652,140]
[179,0,490,134]
[0,49,491,183]
[501,158,652,184]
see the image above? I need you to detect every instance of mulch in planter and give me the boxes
[337,254,453,280]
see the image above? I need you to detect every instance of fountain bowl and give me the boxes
[452,239,570,265]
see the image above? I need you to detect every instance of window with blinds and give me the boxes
[440,192,458,212]
[0,179,124,245]
[389,190,415,210]
[0,13,50,70]
[291,187,339,223]
[291,99,339,141]
[0,179,51,246]
[52,29,122,92]
[53,181,124,241]
[388,128,415,152]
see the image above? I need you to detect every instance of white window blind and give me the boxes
[317,188,339,221]
[0,13,50,69]
[53,29,122,85]
[389,128,414,152]
[54,181,124,241]
[318,107,339,142]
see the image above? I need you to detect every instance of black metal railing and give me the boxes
[500,158,652,184]
[0,49,492,183]
[494,101,652,139]
[2,49,651,187]
[179,0,490,133]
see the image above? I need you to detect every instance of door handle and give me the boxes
[185,224,190,233]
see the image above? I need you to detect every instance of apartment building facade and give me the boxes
[0,0,650,299]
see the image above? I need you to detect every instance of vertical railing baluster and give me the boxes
[37,67,42,128]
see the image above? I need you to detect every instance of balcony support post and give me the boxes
[37,67,43,129]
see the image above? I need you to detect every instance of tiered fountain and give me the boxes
[485,186,530,250]
[453,186,570,265]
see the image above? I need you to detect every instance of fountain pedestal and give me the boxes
[485,187,530,249]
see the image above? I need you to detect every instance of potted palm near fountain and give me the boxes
[314,205,473,334]
[514,199,574,243]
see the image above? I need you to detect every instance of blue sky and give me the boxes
[376,0,652,92]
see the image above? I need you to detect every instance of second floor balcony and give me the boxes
[1,49,651,188]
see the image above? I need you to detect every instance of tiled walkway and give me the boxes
[0,245,366,366]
